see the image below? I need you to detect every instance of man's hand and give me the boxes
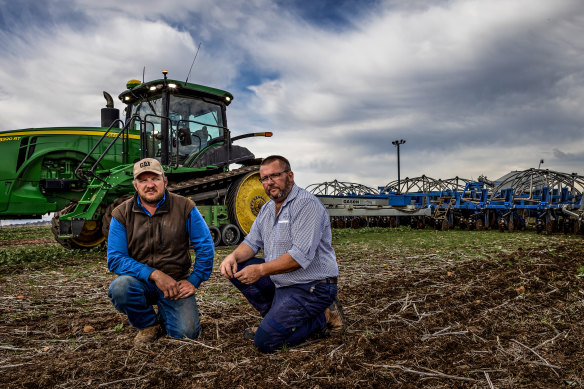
[234,264,264,285]
[219,253,239,279]
[149,270,179,299]
[176,280,197,299]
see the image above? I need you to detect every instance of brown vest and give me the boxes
[112,191,195,280]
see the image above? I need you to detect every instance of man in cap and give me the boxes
[107,158,215,346]
[219,155,345,353]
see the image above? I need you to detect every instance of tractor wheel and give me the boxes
[51,202,105,250]
[209,226,221,246]
[226,171,269,235]
[101,195,133,245]
[221,224,241,246]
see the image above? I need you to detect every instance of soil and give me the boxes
[1,238,583,388]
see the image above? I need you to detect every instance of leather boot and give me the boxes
[134,324,161,346]
[324,299,346,335]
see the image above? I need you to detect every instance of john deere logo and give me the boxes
[140,161,151,168]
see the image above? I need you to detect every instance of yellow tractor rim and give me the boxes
[71,220,106,248]
[231,171,269,234]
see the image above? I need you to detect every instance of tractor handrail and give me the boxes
[88,121,131,173]
[74,118,134,181]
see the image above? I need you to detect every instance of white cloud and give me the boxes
[0,14,241,129]
[232,0,584,186]
[1,0,583,190]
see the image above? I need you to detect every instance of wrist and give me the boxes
[258,263,266,277]
[149,269,160,281]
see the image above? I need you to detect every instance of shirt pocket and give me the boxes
[274,219,292,246]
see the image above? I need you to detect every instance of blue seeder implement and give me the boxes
[308,168,584,233]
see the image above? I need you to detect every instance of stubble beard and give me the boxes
[268,178,293,201]
[140,188,165,205]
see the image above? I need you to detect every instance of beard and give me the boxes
[140,189,165,205]
[267,177,293,201]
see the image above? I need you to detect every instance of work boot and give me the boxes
[243,327,258,341]
[134,324,161,346]
[325,298,346,335]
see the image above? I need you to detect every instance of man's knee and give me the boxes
[164,298,201,340]
[181,323,201,340]
[166,319,200,340]
[253,326,280,353]
[108,275,139,304]
[253,323,298,353]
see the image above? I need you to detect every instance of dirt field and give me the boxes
[1,227,583,388]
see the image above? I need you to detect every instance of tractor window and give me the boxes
[168,95,225,162]
[127,94,225,161]
[129,97,164,158]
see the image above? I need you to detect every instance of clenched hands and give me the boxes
[149,270,196,300]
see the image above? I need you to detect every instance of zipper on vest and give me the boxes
[157,222,162,246]
[149,217,154,266]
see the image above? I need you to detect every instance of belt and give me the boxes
[315,277,338,284]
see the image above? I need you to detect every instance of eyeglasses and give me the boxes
[258,170,289,183]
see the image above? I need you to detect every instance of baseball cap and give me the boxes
[133,158,164,178]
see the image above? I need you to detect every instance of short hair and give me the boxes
[261,155,291,171]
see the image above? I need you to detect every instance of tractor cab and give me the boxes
[119,71,234,167]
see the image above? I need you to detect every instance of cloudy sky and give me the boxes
[1,0,583,189]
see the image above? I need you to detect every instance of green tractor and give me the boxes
[0,70,271,248]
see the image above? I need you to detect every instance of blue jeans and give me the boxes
[108,275,201,339]
[230,257,337,353]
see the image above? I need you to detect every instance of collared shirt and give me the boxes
[107,193,214,288]
[243,184,338,287]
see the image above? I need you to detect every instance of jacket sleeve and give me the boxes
[106,217,155,282]
[185,207,215,288]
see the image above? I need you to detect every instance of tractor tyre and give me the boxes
[101,195,133,246]
[209,226,221,246]
[51,202,105,250]
[221,224,241,246]
[226,171,269,235]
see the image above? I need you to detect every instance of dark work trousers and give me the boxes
[230,257,337,353]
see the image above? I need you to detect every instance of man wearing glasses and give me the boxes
[219,155,345,353]
[107,158,215,346]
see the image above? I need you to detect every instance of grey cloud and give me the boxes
[553,149,584,162]
[1,0,584,188]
